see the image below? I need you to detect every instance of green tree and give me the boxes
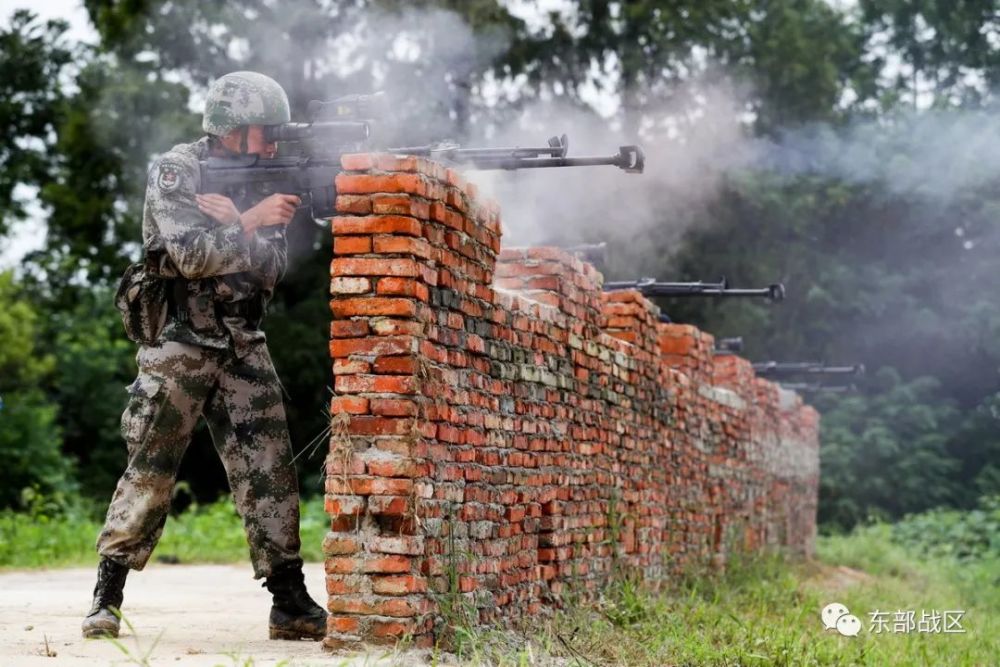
[520,0,878,136]
[0,10,72,235]
[0,271,74,507]
[818,369,961,529]
[859,0,1000,107]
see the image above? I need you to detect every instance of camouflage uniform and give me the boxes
[96,136,301,579]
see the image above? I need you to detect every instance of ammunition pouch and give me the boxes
[114,255,171,346]
[217,294,266,330]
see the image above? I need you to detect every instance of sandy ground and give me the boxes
[0,563,425,666]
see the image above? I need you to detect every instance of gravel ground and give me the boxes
[0,563,424,666]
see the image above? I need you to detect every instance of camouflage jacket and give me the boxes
[143,137,287,357]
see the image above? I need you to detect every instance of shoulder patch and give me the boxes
[156,162,182,192]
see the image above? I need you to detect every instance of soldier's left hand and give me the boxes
[196,193,241,226]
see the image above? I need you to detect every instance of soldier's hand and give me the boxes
[241,194,301,234]
[195,194,241,226]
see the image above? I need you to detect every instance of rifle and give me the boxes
[714,337,744,355]
[200,94,644,218]
[603,277,785,302]
[779,382,857,394]
[753,362,865,378]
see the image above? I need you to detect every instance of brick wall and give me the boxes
[322,154,820,649]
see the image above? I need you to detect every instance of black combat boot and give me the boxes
[81,557,129,638]
[264,562,328,640]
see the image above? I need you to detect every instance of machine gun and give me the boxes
[714,337,744,355]
[603,277,785,302]
[778,382,857,394]
[752,362,865,378]
[199,93,644,219]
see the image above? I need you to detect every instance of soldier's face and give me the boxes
[245,125,278,158]
[221,125,278,157]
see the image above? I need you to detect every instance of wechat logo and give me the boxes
[822,602,862,637]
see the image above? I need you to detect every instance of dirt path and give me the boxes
[0,563,421,666]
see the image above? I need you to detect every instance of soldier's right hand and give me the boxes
[240,194,301,235]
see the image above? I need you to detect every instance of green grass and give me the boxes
[3,496,998,665]
[437,526,999,666]
[0,495,327,569]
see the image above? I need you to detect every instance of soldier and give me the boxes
[83,72,328,641]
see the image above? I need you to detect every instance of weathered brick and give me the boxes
[324,156,821,649]
[335,173,428,196]
[330,277,372,295]
[331,257,420,278]
[371,575,428,595]
[330,298,417,318]
[332,215,423,236]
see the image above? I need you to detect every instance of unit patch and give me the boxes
[157,162,182,192]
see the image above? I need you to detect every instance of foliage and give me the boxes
[1,1,999,533]
[0,10,72,234]
[0,271,75,507]
[818,369,962,529]
[889,496,1000,561]
[433,523,1000,666]
[0,494,326,569]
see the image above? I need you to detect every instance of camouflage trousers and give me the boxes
[96,341,302,579]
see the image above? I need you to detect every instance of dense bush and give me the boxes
[890,496,1000,561]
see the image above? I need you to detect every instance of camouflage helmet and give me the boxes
[202,71,290,136]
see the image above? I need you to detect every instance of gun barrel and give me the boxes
[715,337,744,354]
[780,382,857,394]
[464,148,643,173]
[754,362,866,377]
[604,279,783,301]
[604,279,727,294]
[388,140,644,174]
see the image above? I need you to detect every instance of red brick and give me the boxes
[329,336,416,358]
[333,358,370,375]
[335,173,428,196]
[324,495,364,517]
[373,235,433,259]
[371,195,431,219]
[322,534,362,555]
[326,477,413,496]
[366,457,428,479]
[370,619,417,638]
[377,277,429,300]
[334,236,372,255]
[335,194,372,215]
[330,277,371,294]
[330,396,369,414]
[346,416,413,436]
[368,495,410,515]
[371,575,427,595]
[369,535,424,555]
[330,320,370,338]
[332,215,423,236]
[373,356,419,375]
[334,375,418,395]
[331,257,419,277]
[330,298,417,318]
[328,615,361,633]
[369,398,419,416]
